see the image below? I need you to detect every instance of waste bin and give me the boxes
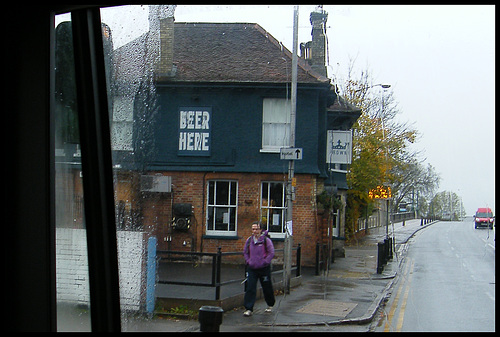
[199,305,224,332]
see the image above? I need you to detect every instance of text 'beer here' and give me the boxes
[178,107,211,156]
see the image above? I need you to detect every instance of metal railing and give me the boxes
[356,211,416,233]
[156,244,301,300]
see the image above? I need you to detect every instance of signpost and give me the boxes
[282,6,299,295]
[369,185,392,238]
[280,147,303,160]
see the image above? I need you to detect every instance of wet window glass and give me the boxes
[46,5,495,332]
[262,98,292,152]
[54,12,91,332]
[56,4,320,331]
[261,182,286,235]
[206,180,238,233]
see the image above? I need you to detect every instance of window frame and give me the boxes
[260,97,292,153]
[67,8,122,331]
[260,181,287,238]
[206,180,238,236]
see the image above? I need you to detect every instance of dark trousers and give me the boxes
[244,265,275,311]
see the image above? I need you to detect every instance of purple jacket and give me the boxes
[243,231,274,269]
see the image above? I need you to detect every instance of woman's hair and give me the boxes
[251,221,265,230]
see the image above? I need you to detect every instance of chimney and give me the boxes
[308,6,328,77]
[149,5,177,78]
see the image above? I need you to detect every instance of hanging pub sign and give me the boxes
[326,130,352,164]
[178,107,211,156]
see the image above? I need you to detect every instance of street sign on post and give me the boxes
[369,185,392,240]
[283,6,299,295]
[280,147,303,160]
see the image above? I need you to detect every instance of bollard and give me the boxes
[388,237,393,260]
[199,306,224,332]
[383,238,389,264]
[377,241,384,274]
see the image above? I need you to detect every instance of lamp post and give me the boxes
[363,83,391,238]
[283,5,299,295]
[377,84,391,238]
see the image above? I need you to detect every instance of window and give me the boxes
[54,14,92,331]
[261,98,291,152]
[261,181,286,236]
[206,180,238,235]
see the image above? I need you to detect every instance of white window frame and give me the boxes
[261,98,291,153]
[260,181,287,238]
[206,180,238,236]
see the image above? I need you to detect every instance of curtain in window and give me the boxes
[262,98,291,149]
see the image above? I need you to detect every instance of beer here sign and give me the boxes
[178,107,211,156]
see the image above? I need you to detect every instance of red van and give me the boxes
[474,207,494,229]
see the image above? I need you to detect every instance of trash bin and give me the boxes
[198,305,224,332]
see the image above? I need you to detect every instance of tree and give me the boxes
[338,61,439,234]
[391,160,441,215]
[429,191,465,220]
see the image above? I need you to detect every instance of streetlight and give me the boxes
[353,83,391,93]
[363,84,392,238]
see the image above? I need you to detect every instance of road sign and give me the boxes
[280,147,303,160]
[368,185,392,199]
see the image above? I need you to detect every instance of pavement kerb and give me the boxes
[262,275,397,327]
[261,220,440,327]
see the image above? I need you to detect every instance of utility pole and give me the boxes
[284,5,298,295]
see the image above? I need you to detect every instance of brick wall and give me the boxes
[135,171,323,266]
[56,228,147,311]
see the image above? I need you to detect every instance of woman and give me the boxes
[242,221,275,316]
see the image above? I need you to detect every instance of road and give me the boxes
[374,218,495,332]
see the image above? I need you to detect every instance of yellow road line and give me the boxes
[383,258,411,332]
[395,259,414,331]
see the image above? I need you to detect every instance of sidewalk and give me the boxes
[123,218,437,332]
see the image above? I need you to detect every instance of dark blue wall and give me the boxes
[139,83,330,176]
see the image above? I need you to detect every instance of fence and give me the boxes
[156,245,301,301]
[356,211,416,234]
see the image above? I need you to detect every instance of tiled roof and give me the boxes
[113,22,330,85]
[170,22,329,84]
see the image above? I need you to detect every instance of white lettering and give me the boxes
[179,109,211,153]
[179,132,187,150]
[194,132,202,150]
[180,110,210,130]
[195,111,202,129]
[202,132,209,151]
[187,111,195,129]
[180,111,187,129]
[179,132,210,152]
[186,132,194,150]
[202,111,210,129]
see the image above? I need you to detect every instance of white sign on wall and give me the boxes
[178,107,211,156]
[326,130,352,164]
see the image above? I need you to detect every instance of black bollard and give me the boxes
[199,306,224,332]
[377,241,384,274]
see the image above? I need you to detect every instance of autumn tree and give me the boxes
[338,62,439,234]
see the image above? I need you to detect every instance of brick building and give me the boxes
[56,6,361,267]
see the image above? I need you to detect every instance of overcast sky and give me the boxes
[98,5,495,215]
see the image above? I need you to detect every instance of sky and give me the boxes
[97,5,495,215]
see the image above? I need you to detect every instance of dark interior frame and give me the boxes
[7,5,125,331]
